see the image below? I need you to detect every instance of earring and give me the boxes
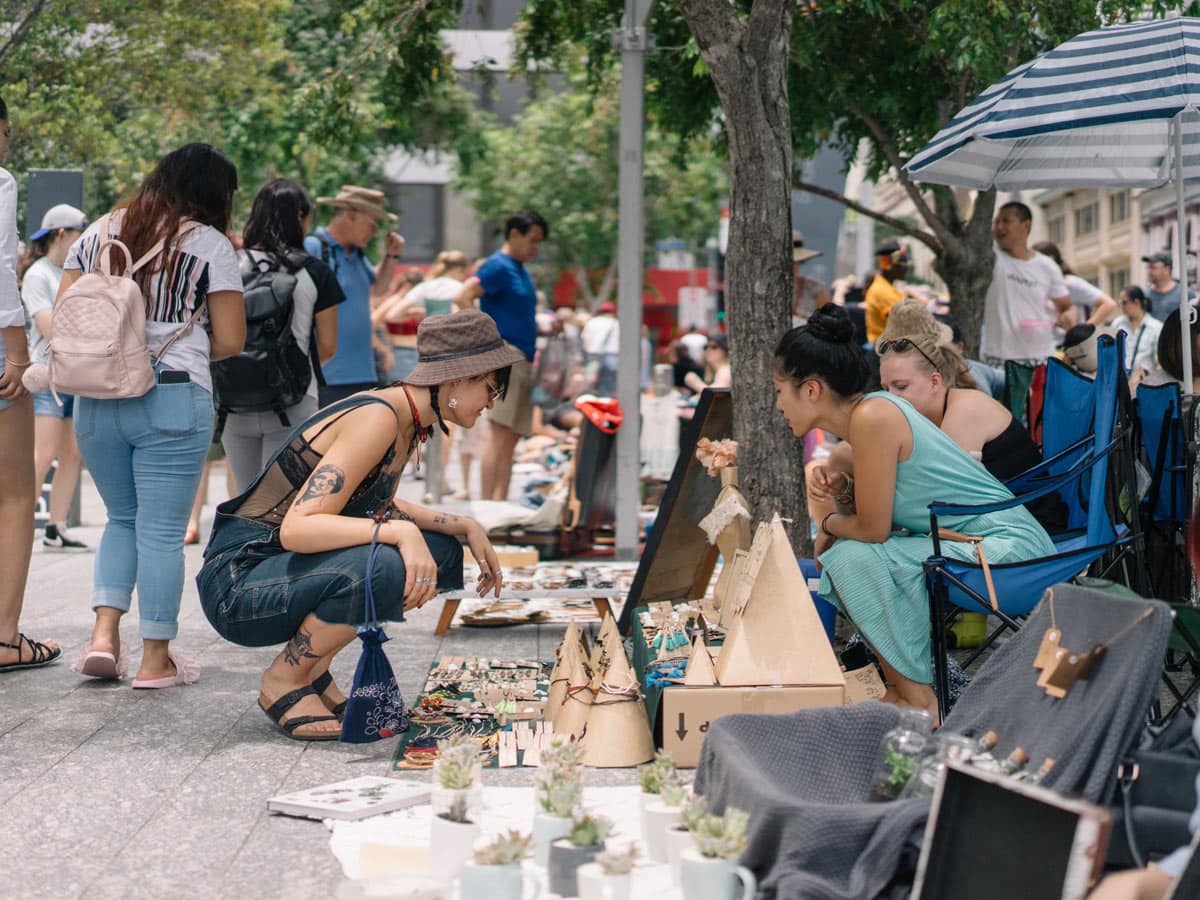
[448,395,458,409]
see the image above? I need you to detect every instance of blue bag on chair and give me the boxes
[341,520,409,743]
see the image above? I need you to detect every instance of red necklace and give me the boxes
[401,385,432,464]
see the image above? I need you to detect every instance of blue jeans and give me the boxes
[197,514,464,647]
[33,389,74,418]
[75,381,214,640]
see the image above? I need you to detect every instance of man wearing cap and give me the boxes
[455,210,548,501]
[792,230,830,324]
[982,201,1072,366]
[864,241,914,344]
[1142,251,1196,322]
[304,186,405,406]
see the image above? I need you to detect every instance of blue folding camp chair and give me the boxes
[925,335,1143,719]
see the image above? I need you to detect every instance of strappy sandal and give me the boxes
[0,634,62,672]
[259,686,342,741]
[310,670,348,720]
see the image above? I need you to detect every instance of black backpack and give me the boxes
[211,250,320,436]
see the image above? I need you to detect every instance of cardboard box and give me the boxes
[659,683,846,767]
[464,545,539,569]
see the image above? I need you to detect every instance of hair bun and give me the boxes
[806,305,856,345]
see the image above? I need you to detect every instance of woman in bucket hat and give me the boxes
[196,309,522,740]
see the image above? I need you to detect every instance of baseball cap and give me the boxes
[1141,251,1173,268]
[29,204,88,242]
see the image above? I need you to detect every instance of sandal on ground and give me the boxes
[131,652,200,689]
[259,686,342,741]
[310,670,347,719]
[70,644,130,680]
[0,634,62,672]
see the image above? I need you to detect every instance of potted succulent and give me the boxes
[680,807,756,900]
[642,774,688,864]
[459,829,535,900]
[637,750,678,857]
[576,844,639,900]
[429,736,482,881]
[548,812,613,898]
[532,736,585,868]
[666,793,708,886]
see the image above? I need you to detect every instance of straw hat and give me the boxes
[793,230,821,263]
[404,309,526,386]
[316,185,398,222]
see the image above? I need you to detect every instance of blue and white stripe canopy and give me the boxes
[906,17,1200,190]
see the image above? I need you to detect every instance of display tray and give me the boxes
[390,657,552,772]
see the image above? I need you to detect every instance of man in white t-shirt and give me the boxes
[981,201,1072,366]
[580,302,620,396]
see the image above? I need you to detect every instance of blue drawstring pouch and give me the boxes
[341,522,409,743]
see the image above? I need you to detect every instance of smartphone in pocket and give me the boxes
[157,369,190,385]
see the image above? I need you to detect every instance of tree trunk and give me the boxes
[679,0,807,552]
[932,188,996,360]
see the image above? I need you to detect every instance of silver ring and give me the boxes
[420,576,434,584]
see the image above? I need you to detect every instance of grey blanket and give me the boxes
[693,584,1173,899]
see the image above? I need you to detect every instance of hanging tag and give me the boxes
[1043,650,1089,699]
[1037,647,1067,688]
[1034,628,1062,670]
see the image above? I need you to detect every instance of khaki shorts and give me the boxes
[487,358,534,435]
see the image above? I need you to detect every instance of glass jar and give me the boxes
[901,733,977,799]
[867,708,934,801]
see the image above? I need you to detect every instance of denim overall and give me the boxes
[196,394,463,647]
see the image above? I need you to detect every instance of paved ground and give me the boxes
[2,463,634,899]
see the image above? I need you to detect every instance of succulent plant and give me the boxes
[568,811,614,848]
[678,793,708,832]
[637,750,678,794]
[534,736,585,817]
[473,830,533,866]
[594,843,639,875]
[659,776,688,808]
[541,735,586,770]
[691,807,749,860]
[435,735,479,791]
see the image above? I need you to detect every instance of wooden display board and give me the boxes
[618,388,732,634]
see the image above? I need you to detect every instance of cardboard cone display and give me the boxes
[713,514,847,690]
[553,649,594,739]
[703,484,752,612]
[545,627,584,723]
[580,648,655,768]
[684,633,718,686]
[589,615,618,673]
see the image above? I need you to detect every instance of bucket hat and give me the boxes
[405,310,526,386]
[316,185,398,222]
[793,230,821,264]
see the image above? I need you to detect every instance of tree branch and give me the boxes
[677,0,746,87]
[793,179,942,254]
[0,0,51,67]
[847,99,962,257]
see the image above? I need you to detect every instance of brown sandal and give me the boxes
[0,633,62,672]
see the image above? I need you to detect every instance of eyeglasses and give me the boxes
[877,337,940,371]
[485,380,503,401]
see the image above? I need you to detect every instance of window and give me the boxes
[1109,268,1130,296]
[1109,191,1129,223]
[1074,202,1099,236]
[1048,217,1065,244]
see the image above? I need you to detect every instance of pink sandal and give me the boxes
[71,644,129,680]
[131,653,200,690]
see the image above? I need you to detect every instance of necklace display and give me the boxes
[1033,590,1153,698]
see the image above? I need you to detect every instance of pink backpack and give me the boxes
[49,217,202,400]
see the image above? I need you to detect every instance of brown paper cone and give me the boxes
[684,634,718,686]
[544,634,583,723]
[580,658,655,767]
[552,646,594,738]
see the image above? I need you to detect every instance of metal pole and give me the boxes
[614,0,655,561]
[1175,111,1193,390]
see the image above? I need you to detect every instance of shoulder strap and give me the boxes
[304,394,398,446]
[148,222,219,363]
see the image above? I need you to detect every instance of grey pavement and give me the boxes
[1,464,636,899]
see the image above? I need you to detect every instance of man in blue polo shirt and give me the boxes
[305,185,405,406]
[456,210,548,500]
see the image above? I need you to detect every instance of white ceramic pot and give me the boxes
[664,827,694,887]
[679,848,756,900]
[532,813,573,869]
[430,814,480,882]
[432,782,483,825]
[576,862,631,900]
[641,798,682,864]
[458,861,544,900]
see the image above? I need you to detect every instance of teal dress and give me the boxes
[818,392,1054,684]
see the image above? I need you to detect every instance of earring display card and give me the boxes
[913,762,1111,900]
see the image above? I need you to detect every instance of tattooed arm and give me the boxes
[391,499,472,537]
[393,499,504,598]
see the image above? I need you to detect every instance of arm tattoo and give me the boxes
[294,463,345,507]
[283,629,322,666]
[432,513,460,526]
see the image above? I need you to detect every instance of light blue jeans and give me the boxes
[75,379,214,640]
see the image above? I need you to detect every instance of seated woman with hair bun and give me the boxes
[774,305,1054,717]
[808,300,1063,531]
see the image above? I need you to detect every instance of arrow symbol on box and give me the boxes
[676,712,687,741]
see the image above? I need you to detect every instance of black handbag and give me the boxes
[1107,714,1200,869]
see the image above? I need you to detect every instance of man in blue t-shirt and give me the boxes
[305,185,405,406]
[456,210,548,500]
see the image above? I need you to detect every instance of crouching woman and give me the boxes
[197,310,520,740]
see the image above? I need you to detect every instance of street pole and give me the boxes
[614,0,655,561]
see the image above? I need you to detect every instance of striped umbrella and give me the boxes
[906,15,1200,386]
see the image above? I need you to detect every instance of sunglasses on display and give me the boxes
[877,337,940,371]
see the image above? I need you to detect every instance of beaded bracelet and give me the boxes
[820,511,837,536]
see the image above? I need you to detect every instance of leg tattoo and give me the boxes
[283,629,322,667]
